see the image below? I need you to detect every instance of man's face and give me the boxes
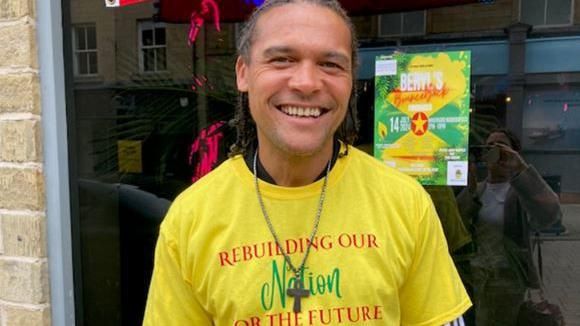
[236,3,353,158]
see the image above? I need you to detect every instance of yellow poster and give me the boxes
[374,51,471,185]
[118,140,142,173]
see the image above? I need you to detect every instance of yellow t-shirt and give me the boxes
[143,146,471,326]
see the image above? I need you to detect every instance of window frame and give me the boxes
[72,24,98,77]
[378,10,426,38]
[519,0,574,28]
[138,21,168,73]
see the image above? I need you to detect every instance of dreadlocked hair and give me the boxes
[228,0,360,158]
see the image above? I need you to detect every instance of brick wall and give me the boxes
[0,0,51,324]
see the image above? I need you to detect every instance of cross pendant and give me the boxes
[287,278,309,313]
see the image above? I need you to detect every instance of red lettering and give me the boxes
[286,239,298,255]
[308,309,317,324]
[319,309,332,325]
[234,320,249,326]
[250,316,261,326]
[218,251,233,266]
[232,247,241,263]
[320,235,333,249]
[352,234,365,248]
[347,306,360,322]
[242,245,253,261]
[279,312,291,325]
[338,233,351,248]
[374,305,383,320]
[266,312,299,326]
[332,307,345,323]
[368,234,379,248]
[362,305,371,321]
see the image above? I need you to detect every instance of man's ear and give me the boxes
[235,56,249,92]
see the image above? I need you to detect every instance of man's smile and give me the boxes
[277,105,328,118]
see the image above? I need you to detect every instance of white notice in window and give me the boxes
[375,59,397,76]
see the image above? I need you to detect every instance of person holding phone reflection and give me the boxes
[457,128,562,325]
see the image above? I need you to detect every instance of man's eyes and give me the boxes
[320,61,344,70]
[266,57,346,71]
[269,57,293,64]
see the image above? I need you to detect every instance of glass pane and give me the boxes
[143,49,154,71]
[380,13,402,36]
[87,26,97,50]
[142,29,153,46]
[78,52,88,75]
[403,11,425,35]
[546,0,572,25]
[75,26,86,50]
[523,87,580,150]
[521,0,546,25]
[154,27,166,45]
[156,48,166,71]
[89,52,98,74]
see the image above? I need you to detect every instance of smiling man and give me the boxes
[143,1,471,325]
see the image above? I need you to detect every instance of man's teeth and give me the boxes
[281,106,322,118]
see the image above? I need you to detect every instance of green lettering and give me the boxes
[260,260,287,310]
[260,261,342,311]
[327,268,342,298]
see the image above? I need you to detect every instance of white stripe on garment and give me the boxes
[443,316,464,326]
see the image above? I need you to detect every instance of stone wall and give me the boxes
[0,0,50,324]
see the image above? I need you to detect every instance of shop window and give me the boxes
[521,0,573,27]
[73,24,98,76]
[138,21,167,72]
[379,11,425,37]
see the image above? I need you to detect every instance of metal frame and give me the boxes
[37,0,76,324]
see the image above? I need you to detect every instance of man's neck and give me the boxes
[249,140,339,187]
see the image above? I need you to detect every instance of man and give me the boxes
[144,1,471,325]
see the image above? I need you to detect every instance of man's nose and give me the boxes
[288,62,322,95]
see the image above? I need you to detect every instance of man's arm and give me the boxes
[399,191,472,325]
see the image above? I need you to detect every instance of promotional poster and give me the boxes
[374,51,471,185]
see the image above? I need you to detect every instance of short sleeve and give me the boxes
[399,192,472,326]
[143,207,212,325]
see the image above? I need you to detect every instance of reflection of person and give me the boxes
[457,128,562,325]
[144,1,470,325]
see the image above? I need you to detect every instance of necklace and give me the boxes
[253,150,331,313]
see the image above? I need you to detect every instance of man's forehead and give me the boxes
[249,3,352,53]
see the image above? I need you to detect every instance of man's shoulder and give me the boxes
[172,157,240,205]
[161,157,242,232]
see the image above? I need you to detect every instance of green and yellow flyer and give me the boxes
[374,51,471,185]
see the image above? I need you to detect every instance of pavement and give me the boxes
[538,204,580,325]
